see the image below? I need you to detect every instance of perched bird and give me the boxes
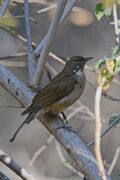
[10,56,93,142]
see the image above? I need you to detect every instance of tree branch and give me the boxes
[0,0,10,16]
[24,0,36,82]
[55,141,84,178]
[95,81,106,180]
[33,0,68,86]
[113,4,120,45]
[0,64,34,107]
[34,0,77,57]
[87,113,120,147]
[108,146,120,175]
[0,150,36,180]
[0,170,10,180]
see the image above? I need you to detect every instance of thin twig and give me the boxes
[55,141,84,179]
[34,0,68,85]
[0,0,10,16]
[95,79,107,180]
[88,114,120,147]
[24,0,36,82]
[87,80,120,102]
[4,4,57,19]
[102,92,120,102]
[29,135,54,166]
[113,4,120,45]
[0,52,27,67]
[34,0,77,57]
[108,146,120,175]
[0,150,36,180]
[4,3,83,19]
[0,52,27,60]
[49,52,65,65]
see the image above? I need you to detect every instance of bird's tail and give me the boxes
[9,112,35,143]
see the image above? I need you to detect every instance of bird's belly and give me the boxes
[50,84,85,112]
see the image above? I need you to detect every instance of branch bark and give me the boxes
[0,150,36,180]
[0,64,34,107]
[40,112,111,180]
[24,0,36,82]
[0,170,10,180]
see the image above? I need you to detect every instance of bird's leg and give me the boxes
[61,112,68,124]
[56,115,77,134]
[55,122,77,134]
[50,111,77,134]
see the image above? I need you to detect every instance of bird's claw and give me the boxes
[55,124,77,134]
[61,112,68,125]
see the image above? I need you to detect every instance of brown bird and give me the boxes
[10,56,93,142]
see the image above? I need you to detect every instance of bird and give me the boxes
[10,55,93,142]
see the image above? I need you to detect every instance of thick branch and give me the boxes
[95,85,106,180]
[0,170,10,180]
[0,150,35,180]
[88,113,120,147]
[39,112,111,180]
[0,64,34,107]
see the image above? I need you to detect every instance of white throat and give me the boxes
[76,69,82,76]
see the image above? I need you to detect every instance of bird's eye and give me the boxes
[75,60,79,62]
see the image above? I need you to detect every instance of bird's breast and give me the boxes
[49,82,85,113]
[74,70,85,83]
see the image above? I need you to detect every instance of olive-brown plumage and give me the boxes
[10,56,93,142]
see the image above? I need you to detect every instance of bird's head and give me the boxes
[64,56,93,74]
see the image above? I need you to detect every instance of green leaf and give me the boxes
[95,3,105,20]
[115,57,120,74]
[112,45,120,57]
[94,59,106,69]
[109,113,119,125]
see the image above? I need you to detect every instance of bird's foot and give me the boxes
[55,123,77,134]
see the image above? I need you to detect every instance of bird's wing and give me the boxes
[22,79,75,115]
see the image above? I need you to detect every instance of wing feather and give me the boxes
[22,78,75,115]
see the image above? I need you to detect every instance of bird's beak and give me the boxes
[85,57,93,62]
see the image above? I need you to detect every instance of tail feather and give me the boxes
[9,112,35,143]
